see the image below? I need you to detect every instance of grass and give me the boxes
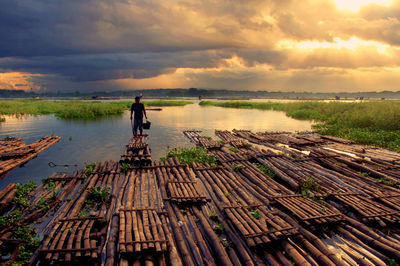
[229,147,239,153]
[200,100,400,152]
[255,163,277,178]
[0,99,192,120]
[231,164,244,172]
[160,147,217,165]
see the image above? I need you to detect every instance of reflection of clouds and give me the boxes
[148,105,312,132]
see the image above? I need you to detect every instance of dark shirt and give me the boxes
[131,103,145,119]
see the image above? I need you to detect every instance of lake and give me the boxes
[0,102,312,188]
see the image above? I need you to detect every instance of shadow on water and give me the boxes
[0,103,313,189]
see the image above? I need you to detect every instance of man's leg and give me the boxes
[139,119,143,136]
[133,118,138,138]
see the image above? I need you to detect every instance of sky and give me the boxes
[0,0,400,92]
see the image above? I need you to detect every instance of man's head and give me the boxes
[135,96,140,103]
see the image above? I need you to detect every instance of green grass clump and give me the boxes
[160,147,217,165]
[250,209,260,219]
[229,147,239,153]
[120,163,131,174]
[255,163,277,178]
[83,162,96,177]
[86,187,111,206]
[377,177,399,188]
[300,177,321,195]
[0,99,192,120]
[213,223,224,234]
[231,164,244,172]
[200,100,400,152]
[12,181,37,208]
[208,210,218,221]
[10,226,40,265]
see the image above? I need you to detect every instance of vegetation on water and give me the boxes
[8,226,40,265]
[12,181,37,209]
[200,100,400,152]
[0,181,41,265]
[0,100,192,120]
[86,187,111,206]
[250,209,260,219]
[229,147,239,153]
[231,164,244,172]
[300,177,321,195]
[299,177,327,206]
[160,147,217,166]
[120,163,131,174]
[255,163,277,178]
[208,210,218,221]
[221,238,230,248]
[83,162,96,177]
[376,177,399,188]
[213,223,224,234]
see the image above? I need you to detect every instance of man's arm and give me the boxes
[130,104,133,120]
[143,104,147,119]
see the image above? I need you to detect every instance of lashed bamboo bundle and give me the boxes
[259,152,400,226]
[116,163,177,265]
[0,169,95,265]
[206,133,400,264]
[226,130,400,227]
[120,136,151,166]
[183,130,221,149]
[38,161,121,264]
[0,136,61,176]
[183,130,203,144]
[154,158,208,203]
[193,162,297,246]
[119,208,168,253]
[212,152,343,227]
[198,136,221,149]
[257,131,313,146]
[0,137,24,152]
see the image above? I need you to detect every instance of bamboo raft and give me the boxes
[38,161,121,263]
[2,131,400,265]
[183,130,221,149]
[120,136,152,166]
[0,136,61,177]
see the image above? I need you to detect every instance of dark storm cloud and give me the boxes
[0,51,232,81]
[1,0,400,91]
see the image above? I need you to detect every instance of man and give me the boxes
[130,96,147,137]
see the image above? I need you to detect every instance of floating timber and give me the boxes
[120,135,152,166]
[0,136,61,177]
[2,130,400,265]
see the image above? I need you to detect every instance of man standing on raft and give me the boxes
[130,96,147,138]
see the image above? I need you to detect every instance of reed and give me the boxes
[0,100,192,120]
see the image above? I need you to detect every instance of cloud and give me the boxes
[0,0,400,91]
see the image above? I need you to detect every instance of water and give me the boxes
[0,103,312,188]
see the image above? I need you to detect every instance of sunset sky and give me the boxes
[1,0,400,92]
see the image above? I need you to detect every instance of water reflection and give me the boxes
[0,103,312,189]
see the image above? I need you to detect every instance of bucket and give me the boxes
[143,120,151,130]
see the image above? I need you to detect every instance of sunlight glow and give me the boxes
[0,72,43,91]
[279,37,390,54]
[333,0,394,12]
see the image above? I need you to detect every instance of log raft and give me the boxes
[1,132,400,265]
[0,135,61,177]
